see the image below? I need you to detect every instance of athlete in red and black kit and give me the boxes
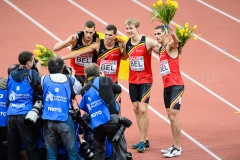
[122,18,159,153]
[97,39,122,104]
[155,25,184,158]
[53,20,100,86]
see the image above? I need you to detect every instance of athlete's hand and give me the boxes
[68,34,79,43]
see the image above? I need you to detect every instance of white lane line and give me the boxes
[197,0,240,23]
[132,0,240,63]
[68,0,240,112]
[2,1,223,159]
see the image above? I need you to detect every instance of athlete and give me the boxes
[155,25,184,158]
[53,20,100,86]
[121,18,159,153]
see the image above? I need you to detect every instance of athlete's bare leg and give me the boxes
[167,108,181,149]
[133,102,149,143]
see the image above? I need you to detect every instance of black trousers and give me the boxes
[7,115,40,160]
[0,126,7,159]
[93,114,127,160]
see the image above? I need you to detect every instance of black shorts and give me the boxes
[164,85,184,110]
[75,75,86,87]
[129,83,152,104]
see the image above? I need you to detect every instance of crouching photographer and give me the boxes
[41,56,83,160]
[79,63,129,160]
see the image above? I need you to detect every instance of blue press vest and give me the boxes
[7,70,33,115]
[42,75,73,122]
[0,89,8,126]
[79,77,119,129]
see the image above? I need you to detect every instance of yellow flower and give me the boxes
[166,0,171,5]
[185,28,189,32]
[184,22,189,28]
[40,61,45,65]
[172,1,178,9]
[179,31,184,36]
[156,0,163,6]
[193,25,198,30]
[193,37,198,40]
[43,48,47,53]
[153,3,157,8]
[176,24,179,29]
[184,33,188,37]
[179,29,184,35]
[35,57,40,60]
[33,49,41,56]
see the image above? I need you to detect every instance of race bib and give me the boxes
[160,59,171,76]
[130,56,144,71]
[100,60,117,74]
[75,54,93,66]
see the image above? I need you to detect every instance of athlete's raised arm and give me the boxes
[61,43,99,60]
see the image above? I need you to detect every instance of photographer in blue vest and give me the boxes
[80,63,127,160]
[0,64,20,160]
[41,56,83,160]
[7,51,42,160]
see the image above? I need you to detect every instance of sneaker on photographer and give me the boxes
[163,146,181,158]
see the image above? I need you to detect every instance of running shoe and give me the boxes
[161,145,182,154]
[163,146,181,158]
[137,141,146,153]
[131,140,150,149]
[161,145,174,154]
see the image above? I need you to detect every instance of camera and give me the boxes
[79,138,94,160]
[62,65,72,75]
[24,96,43,126]
[31,58,39,73]
[112,117,132,144]
[70,109,92,133]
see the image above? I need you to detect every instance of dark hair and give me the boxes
[106,24,117,34]
[155,25,165,32]
[84,20,95,29]
[47,56,64,74]
[18,51,33,65]
[84,63,100,78]
[8,64,20,75]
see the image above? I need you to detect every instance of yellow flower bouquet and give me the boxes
[33,44,56,67]
[176,22,198,48]
[151,0,178,31]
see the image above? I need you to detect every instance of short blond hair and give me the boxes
[125,18,140,28]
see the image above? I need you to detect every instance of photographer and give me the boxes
[80,63,127,160]
[0,64,20,160]
[41,56,82,160]
[7,51,42,160]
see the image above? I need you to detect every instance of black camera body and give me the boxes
[112,117,132,144]
[62,65,72,75]
[70,109,92,133]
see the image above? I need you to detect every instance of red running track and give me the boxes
[0,0,240,159]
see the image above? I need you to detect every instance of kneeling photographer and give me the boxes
[41,56,83,160]
[79,63,129,160]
